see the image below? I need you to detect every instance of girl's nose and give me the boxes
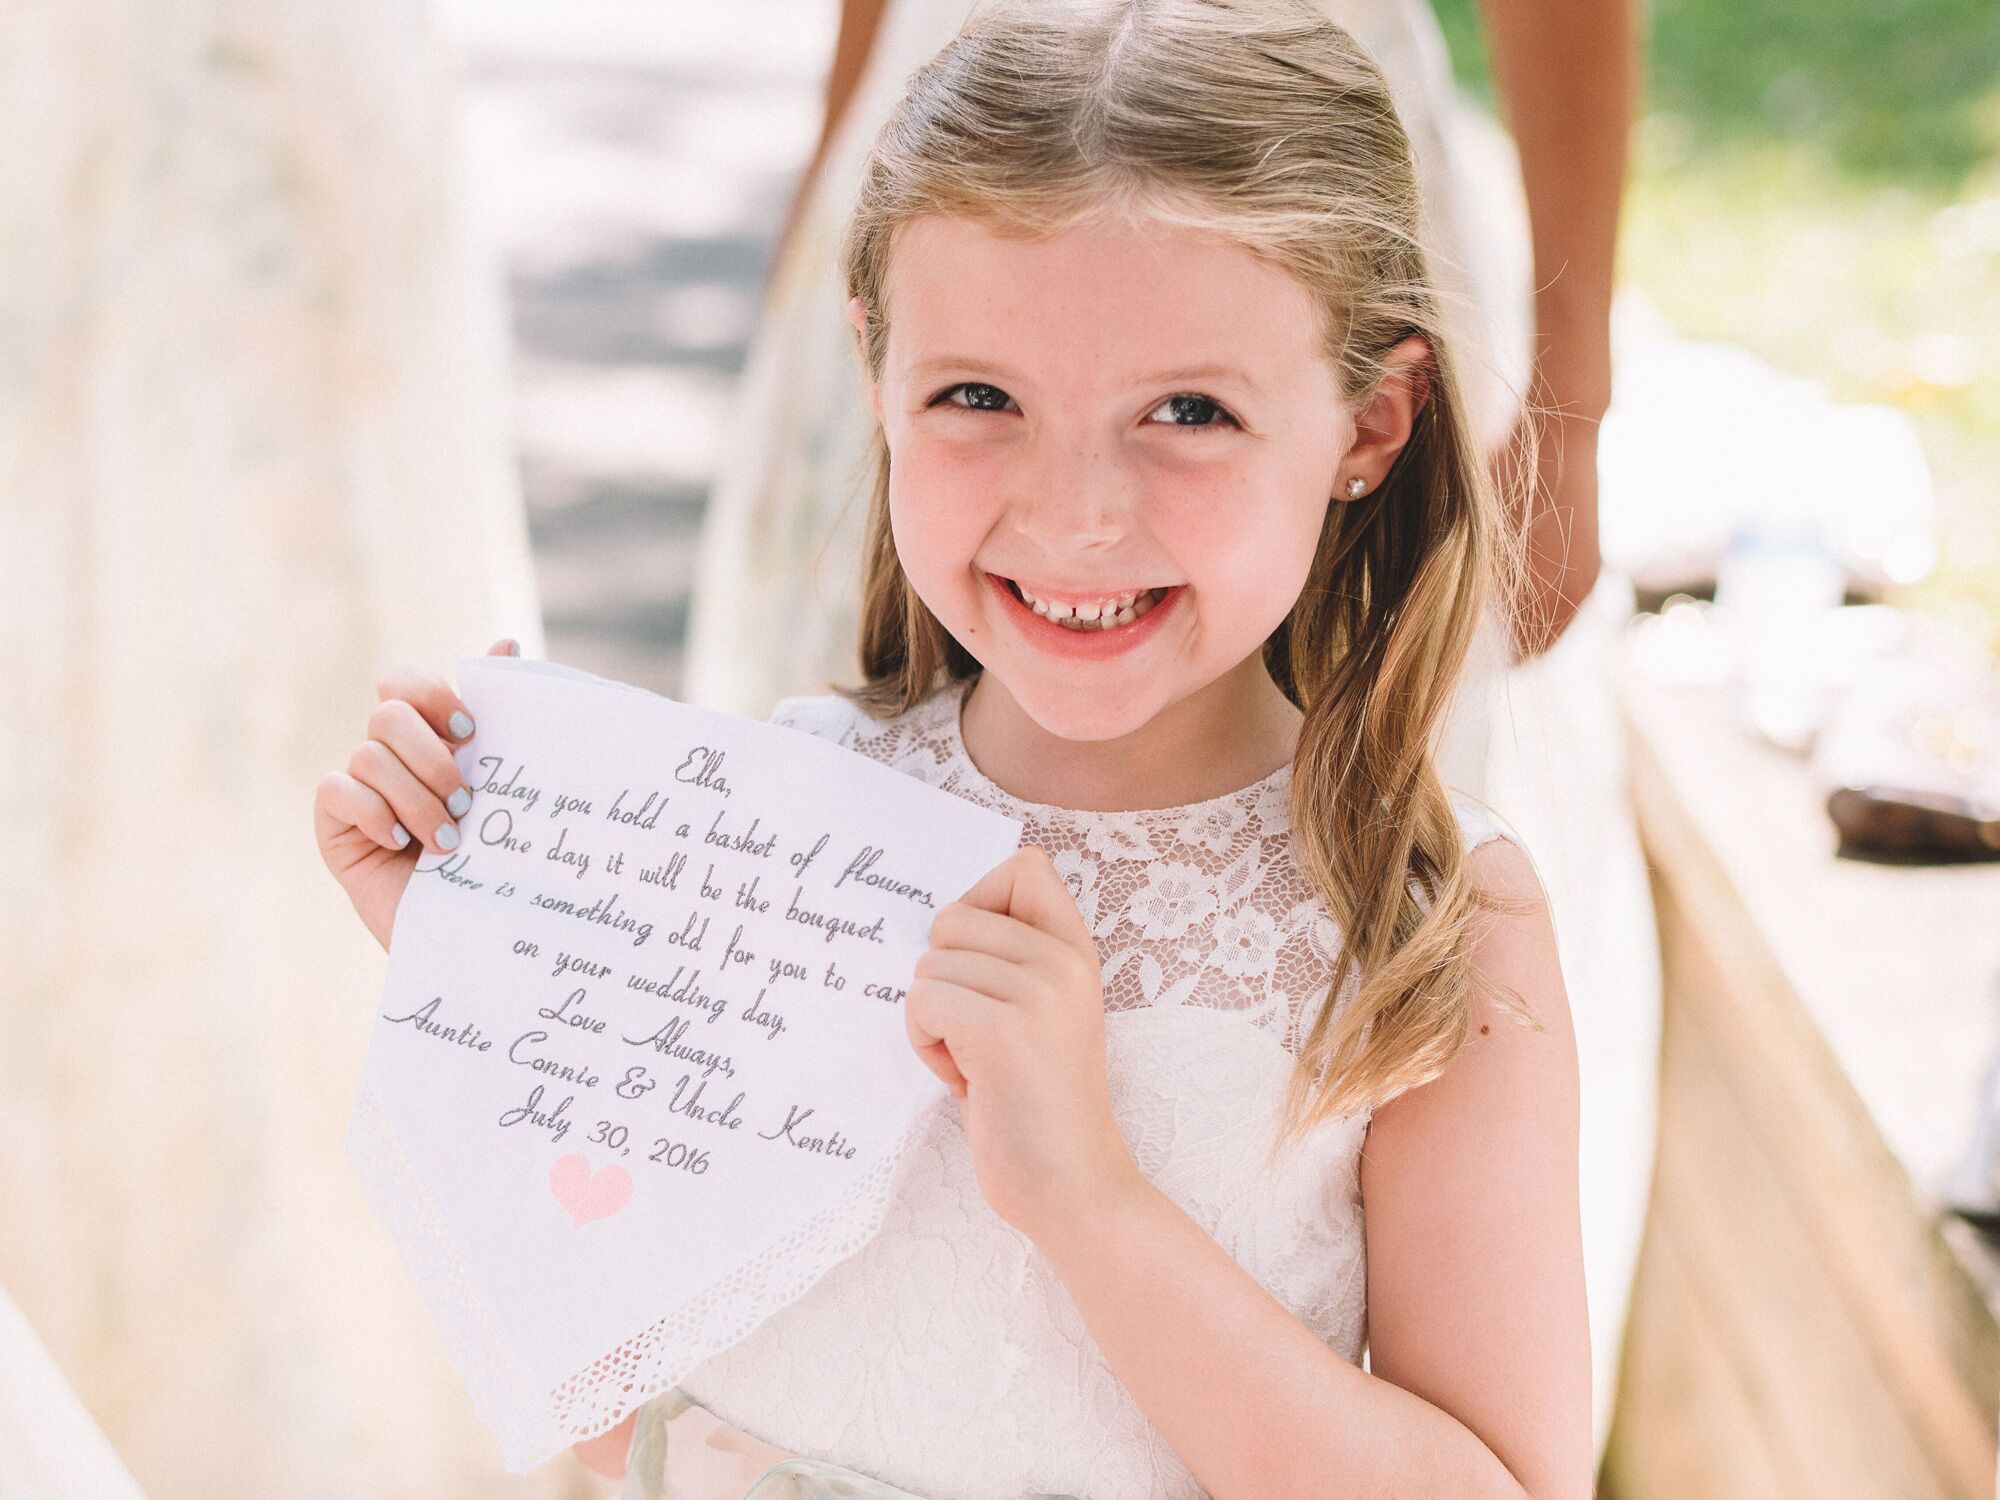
[1009,446,1133,553]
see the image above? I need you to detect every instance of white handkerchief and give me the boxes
[346,658,1022,1470]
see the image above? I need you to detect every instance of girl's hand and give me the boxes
[313,638,517,952]
[908,845,1142,1247]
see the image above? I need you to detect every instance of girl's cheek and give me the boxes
[889,449,1000,590]
[898,442,1008,528]
[917,436,1005,489]
[1141,464,1258,553]
[1152,462,1321,616]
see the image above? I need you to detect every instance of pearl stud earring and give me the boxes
[1346,476,1368,499]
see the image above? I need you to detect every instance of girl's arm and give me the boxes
[766,0,889,291]
[1474,0,1641,655]
[1034,837,1591,1500]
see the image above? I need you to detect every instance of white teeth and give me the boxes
[1011,581,1168,632]
[1018,586,1145,613]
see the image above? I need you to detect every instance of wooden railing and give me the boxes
[1601,636,2000,1499]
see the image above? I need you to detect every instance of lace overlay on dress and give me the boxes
[645,678,1524,1500]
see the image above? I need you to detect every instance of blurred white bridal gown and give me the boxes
[0,5,551,1497]
[1,1279,149,1500]
[683,0,1658,1463]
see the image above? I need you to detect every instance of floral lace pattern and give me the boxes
[658,679,1520,1500]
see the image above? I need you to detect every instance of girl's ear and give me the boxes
[1338,334,1433,500]
[847,296,885,426]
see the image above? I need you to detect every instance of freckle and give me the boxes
[1479,1024,1490,1035]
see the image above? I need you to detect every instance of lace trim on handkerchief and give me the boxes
[348,1082,560,1463]
[348,1077,944,1470]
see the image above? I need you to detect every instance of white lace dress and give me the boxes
[626,675,1526,1500]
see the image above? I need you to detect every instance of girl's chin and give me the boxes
[972,666,1166,746]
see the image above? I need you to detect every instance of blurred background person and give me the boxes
[0,4,549,1497]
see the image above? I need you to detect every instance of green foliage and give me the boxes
[1421,0,2000,646]
[1428,0,2000,188]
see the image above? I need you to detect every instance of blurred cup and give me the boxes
[1714,520,1847,753]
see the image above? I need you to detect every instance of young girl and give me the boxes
[316,0,1589,1495]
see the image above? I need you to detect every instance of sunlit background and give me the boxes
[1430,0,2000,639]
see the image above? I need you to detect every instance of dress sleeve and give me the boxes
[766,693,863,749]
[1446,790,1550,894]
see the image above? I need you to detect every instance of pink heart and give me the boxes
[548,1153,633,1228]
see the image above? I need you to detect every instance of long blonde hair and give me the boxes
[833,0,1541,1153]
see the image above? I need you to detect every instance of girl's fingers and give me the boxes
[956,845,1095,953]
[905,976,1002,1096]
[317,645,513,873]
[375,664,478,746]
[347,737,461,854]
[912,1037,968,1099]
[315,770,414,853]
[911,945,1045,1011]
[366,697,472,818]
[926,899,1066,967]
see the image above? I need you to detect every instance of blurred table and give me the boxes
[1600,632,2000,1499]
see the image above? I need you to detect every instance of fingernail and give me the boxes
[505,640,521,657]
[449,710,475,739]
[436,823,460,851]
[391,822,411,849]
[447,786,472,817]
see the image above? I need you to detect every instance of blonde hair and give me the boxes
[833,0,1541,1154]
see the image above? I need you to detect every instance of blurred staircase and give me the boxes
[439,1,833,697]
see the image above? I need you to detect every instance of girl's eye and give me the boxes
[932,384,1232,432]
[934,382,1016,412]
[1147,393,1239,431]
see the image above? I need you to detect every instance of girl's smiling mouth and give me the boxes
[1004,578,1171,628]
[985,571,1183,656]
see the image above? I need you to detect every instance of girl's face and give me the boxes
[853,214,1355,744]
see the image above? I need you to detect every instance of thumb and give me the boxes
[489,637,522,657]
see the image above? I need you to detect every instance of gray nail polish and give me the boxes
[447,786,472,817]
[436,822,460,851]
[391,822,411,849]
[449,710,475,739]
